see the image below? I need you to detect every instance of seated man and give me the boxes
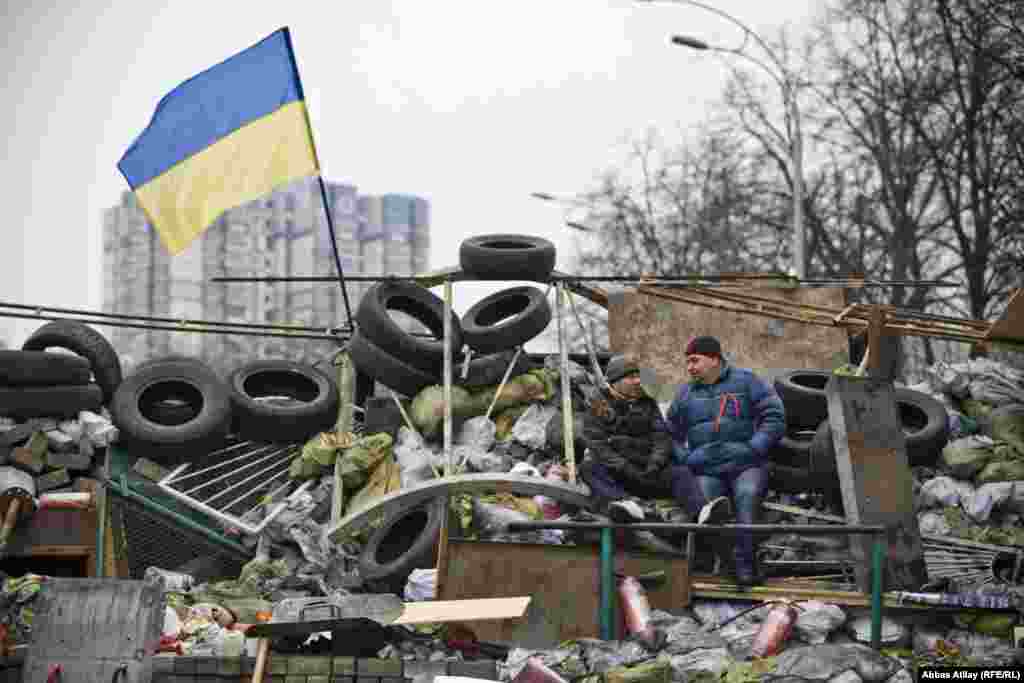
[664,336,786,585]
[579,354,729,526]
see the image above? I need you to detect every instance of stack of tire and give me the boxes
[348,234,557,397]
[768,370,950,506]
[0,320,123,419]
[110,356,339,465]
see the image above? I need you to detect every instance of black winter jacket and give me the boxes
[581,392,673,485]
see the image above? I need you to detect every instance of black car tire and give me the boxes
[768,429,816,469]
[356,282,462,374]
[454,349,536,389]
[459,234,556,281]
[111,359,232,464]
[0,384,103,419]
[22,320,123,404]
[894,388,949,465]
[228,360,339,444]
[461,286,552,355]
[0,350,92,386]
[348,332,439,399]
[774,370,832,430]
[358,498,445,589]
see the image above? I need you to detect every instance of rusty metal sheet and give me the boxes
[608,288,848,400]
[438,539,689,645]
[22,578,164,683]
[825,377,927,591]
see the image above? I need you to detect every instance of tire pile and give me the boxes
[0,320,123,493]
[110,357,339,465]
[349,234,557,396]
[766,369,951,505]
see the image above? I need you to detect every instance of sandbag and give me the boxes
[941,436,996,479]
[917,510,953,536]
[393,426,440,488]
[470,369,557,416]
[794,601,847,645]
[974,453,1024,484]
[455,415,497,451]
[410,384,474,438]
[511,404,559,451]
[990,404,1024,455]
[339,433,393,491]
[495,404,532,441]
[346,454,402,515]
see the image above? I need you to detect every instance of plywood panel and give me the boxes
[826,376,927,591]
[439,540,689,644]
[608,287,848,399]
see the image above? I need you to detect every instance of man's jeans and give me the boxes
[694,464,769,574]
[579,460,709,519]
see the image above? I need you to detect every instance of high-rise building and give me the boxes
[102,178,430,375]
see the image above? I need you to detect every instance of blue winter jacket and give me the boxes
[661,363,786,476]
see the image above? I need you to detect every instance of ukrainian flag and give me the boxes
[118,28,319,255]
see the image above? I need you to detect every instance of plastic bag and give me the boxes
[772,643,898,682]
[411,385,475,438]
[917,510,953,535]
[511,405,560,451]
[394,427,439,488]
[339,433,393,490]
[404,568,437,601]
[975,455,1024,484]
[663,649,733,677]
[346,454,402,515]
[928,361,972,399]
[455,415,497,451]
[990,404,1024,455]
[963,481,1023,522]
[918,476,975,509]
[846,615,910,647]
[966,359,1024,407]
[793,601,847,645]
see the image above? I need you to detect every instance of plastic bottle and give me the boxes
[751,602,799,658]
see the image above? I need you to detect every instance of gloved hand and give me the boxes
[607,435,633,451]
[595,447,629,473]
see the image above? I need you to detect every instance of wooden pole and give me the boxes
[557,283,578,484]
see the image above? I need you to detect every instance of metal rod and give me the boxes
[483,346,525,422]
[201,449,299,506]
[443,279,453,476]
[557,283,578,484]
[567,289,608,388]
[240,476,294,520]
[600,526,615,640]
[209,274,959,286]
[0,310,345,341]
[0,300,348,334]
[315,175,354,329]
[221,468,291,513]
[180,446,288,494]
[506,521,886,534]
[870,535,884,650]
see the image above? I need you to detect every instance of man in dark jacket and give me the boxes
[579,354,719,526]
[663,336,786,585]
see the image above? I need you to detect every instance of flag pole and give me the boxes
[282,27,354,330]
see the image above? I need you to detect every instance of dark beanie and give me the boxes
[685,335,722,358]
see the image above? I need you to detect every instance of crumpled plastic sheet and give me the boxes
[404,568,436,601]
[394,426,442,487]
[502,646,587,682]
[847,615,910,647]
[918,476,976,509]
[511,404,560,451]
[917,510,954,536]
[772,643,899,682]
[660,648,733,677]
[963,481,1024,522]
[691,600,760,630]
[793,601,847,645]
[578,639,649,673]
[455,415,497,452]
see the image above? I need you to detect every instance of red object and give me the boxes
[618,576,658,647]
[157,634,184,655]
[751,603,799,658]
[512,657,569,683]
[46,665,62,683]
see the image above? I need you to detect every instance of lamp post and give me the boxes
[642,0,807,279]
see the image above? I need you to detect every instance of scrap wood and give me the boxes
[394,597,531,625]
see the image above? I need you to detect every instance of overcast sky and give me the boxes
[0,0,820,347]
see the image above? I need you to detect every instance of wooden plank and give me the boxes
[826,376,927,591]
[22,578,163,683]
[394,597,531,625]
[986,288,1024,343]
[439,540,689,644]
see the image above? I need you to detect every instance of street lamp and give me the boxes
[641,0,807,279]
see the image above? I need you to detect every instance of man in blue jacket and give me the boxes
[663,336,786,585]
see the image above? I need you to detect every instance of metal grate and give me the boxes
[157,438,313,535]
[112,491,249,580]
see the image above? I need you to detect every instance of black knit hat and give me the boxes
[685,335,722,358]
[604,354,640,384]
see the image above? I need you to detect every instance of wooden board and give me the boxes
[608,287,848,400]
[395,597,531,625]
[439,540,689,644]
[22,578,164,683]
[986,288,1024,344]
[825,376,927,591]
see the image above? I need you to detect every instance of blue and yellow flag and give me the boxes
[118,28,319,255]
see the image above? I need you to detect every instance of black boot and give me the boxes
[735,551,763,587]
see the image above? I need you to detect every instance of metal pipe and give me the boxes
[600,527,615,640]
[208,274,959,286]
[443,279,453,476]
[506,521,886,534]
[871,535,884,650]
[179,445,288,494]
[220,468,291,513]
[200,449,298,505]
[557,283,578,484]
